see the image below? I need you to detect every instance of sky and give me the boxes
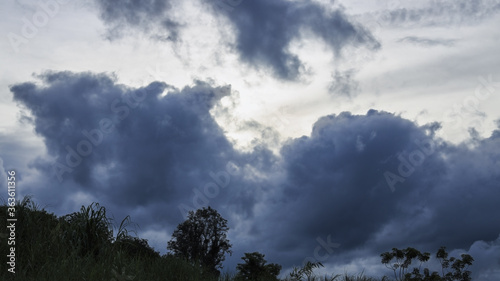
[1,0,500,279]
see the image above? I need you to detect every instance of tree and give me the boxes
[236,252,282,281]
[380,246,474,281]
[436,247,474,281]
[167,206,232,275]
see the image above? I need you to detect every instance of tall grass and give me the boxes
[0,198,217,281]
[0,198,385,281]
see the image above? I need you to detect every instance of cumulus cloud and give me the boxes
[466,235,500,280]
[9,72,500,276]
[10,71,272,227]
[242,110,500,273]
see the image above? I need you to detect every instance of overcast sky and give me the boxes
[1,0,500,279]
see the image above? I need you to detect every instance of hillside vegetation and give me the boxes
[0,198,473,281]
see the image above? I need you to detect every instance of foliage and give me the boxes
[0,197,476,281]
[287,261,341,281]
[114,236,160,259]
[59,202,113,257]
[167,206,232,276]
[0,198,219,281]
[235,252,282,281]
[340,272,386,281]
[435,247,474,281]
[380,247,474,281]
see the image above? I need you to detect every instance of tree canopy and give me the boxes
[381,246,474,281]
[236,252,282,281]
[167,206,232,275]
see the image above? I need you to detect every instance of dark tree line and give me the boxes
[167,206,282,280]
[167,206,476,281]
[381,247,474,281]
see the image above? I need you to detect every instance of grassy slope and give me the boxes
[0,200,382,281]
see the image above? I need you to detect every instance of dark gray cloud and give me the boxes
[95,0,180,40]
[8,73,500,277]
[398,36,457,47]
[10,71,269,228]
[243,110,500,275]
[94,0,380,79]
[206,0,380,79]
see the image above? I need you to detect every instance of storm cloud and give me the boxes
[9,72,500,278]
[10,71,271,226]
[242,110,500,276]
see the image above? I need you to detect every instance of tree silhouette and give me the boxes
[236,252,281,281]
[381,246,474,281]
[167,206,232,276]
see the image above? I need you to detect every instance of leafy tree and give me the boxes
[167,206,232,276]
[436,247,474,281]
[236,252,282,281]
[380,247,474,281]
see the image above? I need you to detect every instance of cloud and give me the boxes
[466,235,500,280]
[328,69,359,97]
[9,71,272,228]
[397,36,457,47]
[94,0,380,80]
[206,0,380,79]
[376,0,500,28]
[95,0,180,40]
[243,110,500,272]
[9,72,500,276]
[0,157,7,196]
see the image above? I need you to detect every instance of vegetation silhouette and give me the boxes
[0,197,475,281]
[235,251,281,281]
[167,206,232,277]
[381,247,474,281]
